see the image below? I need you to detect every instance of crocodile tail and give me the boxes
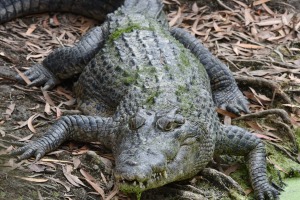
[123,0,169,28]
[0,0,124,24]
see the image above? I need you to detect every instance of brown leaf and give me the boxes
[27,113,41,133]
[169,6,182,27]
[42,90,55,106]
[224,164,240,175]
[262,3,274,15]
[18,134,33,142]
[25,24,37,35]
[5,102,15,120]
[232,0,248,8]
[235,43,264,49]
[252,132,281,142]
[216,108,238,118]
[253,0,271,6]
[256,18,282,26]
[44,102,52,115]
[192,2,198,14]
[62,165,86,187]
[80,169,105,199]
[49,177,71,192]
[15,176,48,183]
[105,185,119,200]
[246,121,264,132]
[244,8,254,26]
[73,157,81,170]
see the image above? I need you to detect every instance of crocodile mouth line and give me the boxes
[117,170,168,190]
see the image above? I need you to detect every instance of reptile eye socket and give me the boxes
[156,117,178,131]
[174,114,185,124]
[129,114,146,130]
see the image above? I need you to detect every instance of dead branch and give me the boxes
[234,75,292,104]
[0,67,18,82]
[270,120,297,149]
[234,109,291,124]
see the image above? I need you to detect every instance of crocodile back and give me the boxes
[74,12,219,131]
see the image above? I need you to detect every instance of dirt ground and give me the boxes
[0,1,300,200]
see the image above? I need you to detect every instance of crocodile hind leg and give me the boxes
[16,23,109,90]
[10,115,118,161]
[215,125,279,200]
[170,28,249,115]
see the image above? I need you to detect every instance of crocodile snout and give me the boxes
[114,148,168,189]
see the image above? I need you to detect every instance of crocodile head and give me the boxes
[113,109,214,194]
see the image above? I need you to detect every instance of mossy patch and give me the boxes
[146,89,161,105]
[109,23,155,43]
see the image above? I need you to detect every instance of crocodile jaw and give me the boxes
[114,144,208,194]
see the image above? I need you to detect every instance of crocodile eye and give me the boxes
[129,114,146,130]
[156,117,177,131]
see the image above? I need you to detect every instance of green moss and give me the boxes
[180,51,190,67]
[121,71,138,86]
[267,144,300,178]
[0,192,6,198]
[175,85,188,96]
[119,185,143,198]
[164,65,170,72]
[146,90,161,105]
[109,23,155,42]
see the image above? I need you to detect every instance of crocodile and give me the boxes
[1,0,278,199]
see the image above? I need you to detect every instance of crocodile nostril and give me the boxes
[125,160,138,166]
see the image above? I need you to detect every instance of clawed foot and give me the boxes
[255,183,279,200]
[10,140,47,161]
[15,64,60,90]
[213,87,250,115]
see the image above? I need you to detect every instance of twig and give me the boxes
[229,58,298,69]
[234,75,292,104]
[270,120,297,149]
[234,109,291,124]
[216,0,245,21]
[232,32,271,49]
[0,67,18,82]
[269,142,299,163]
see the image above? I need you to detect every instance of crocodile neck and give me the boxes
[123,0,163,15]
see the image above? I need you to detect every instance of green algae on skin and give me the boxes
[109,23,155,43]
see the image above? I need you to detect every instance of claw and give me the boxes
[14,63,59,89]
[17,148,35,161]
[216,93,249,115]
[27,74,47,87]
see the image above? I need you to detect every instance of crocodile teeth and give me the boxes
[163,170,168,178]
[133,181,137,186]
[139,182,143,188]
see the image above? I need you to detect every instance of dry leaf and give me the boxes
[169,6,182,27]
[15,176,48,183]
[62,165,86,187]
[253,0,271,6]
[256,18,282,26]
[25,24,37,35]
[235,43,264,49]
[80,169,105,199]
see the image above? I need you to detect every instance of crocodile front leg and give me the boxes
[11,115,119,161]
[215,125,279,200]
[16,23,109,90]
[170,28,249,114]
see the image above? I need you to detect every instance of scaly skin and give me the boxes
[1,0,278,199]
